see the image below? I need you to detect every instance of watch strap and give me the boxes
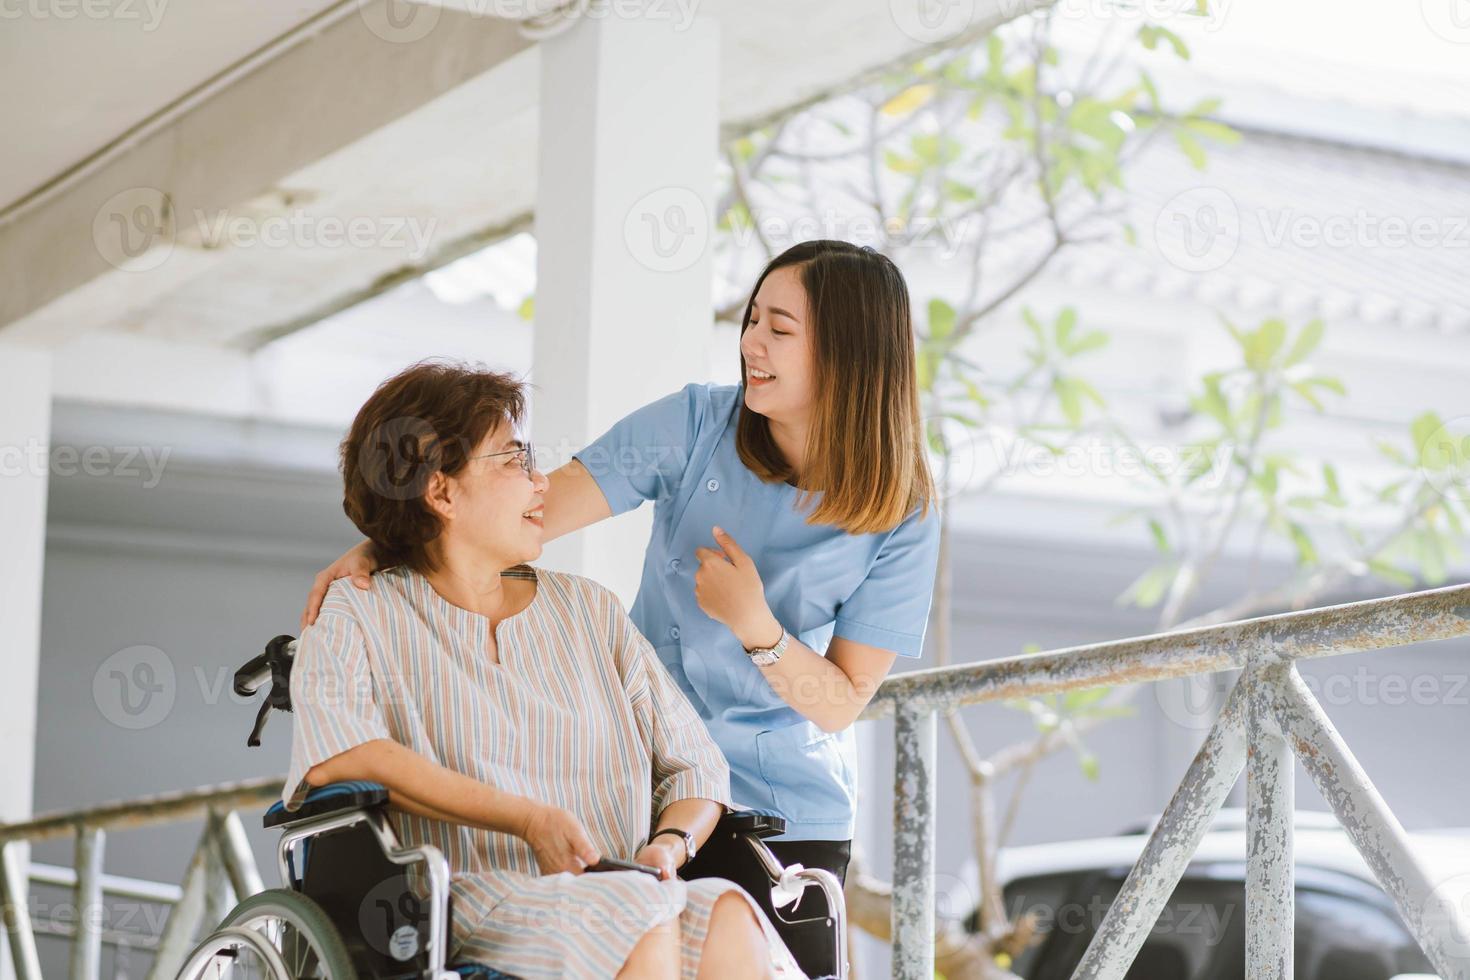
[650,827,695,863]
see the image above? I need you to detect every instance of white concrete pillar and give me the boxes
[0,343,50,980]
[530,10,719,604]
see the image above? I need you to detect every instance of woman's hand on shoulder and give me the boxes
[300,540,379,631]
[520,803,601,875]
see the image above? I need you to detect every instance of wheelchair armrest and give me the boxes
[263,780,389,828]
[716,806,787,840]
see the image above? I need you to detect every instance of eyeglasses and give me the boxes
[469,442,539,477]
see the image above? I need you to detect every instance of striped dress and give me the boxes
[282,564,804,979]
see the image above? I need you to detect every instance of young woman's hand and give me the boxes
[300,540,379,630]
[693,527,782,650]
[521,804,601,875]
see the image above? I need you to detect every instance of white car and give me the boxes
[973,810,1469,979]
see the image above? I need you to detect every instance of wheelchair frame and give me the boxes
[220,634,849,979]
[272,802,457,979]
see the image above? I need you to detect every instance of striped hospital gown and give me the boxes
[282,564,804,979]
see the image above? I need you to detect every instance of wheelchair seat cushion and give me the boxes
[262,779,389,828]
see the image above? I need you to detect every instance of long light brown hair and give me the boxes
[736,240,935,534]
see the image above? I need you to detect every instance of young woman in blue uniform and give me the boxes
[301,239,941,977]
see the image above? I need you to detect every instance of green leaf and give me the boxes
[517,295,535,321]
[1413,412,1449,469]
[928,297,956,342]
[883,148,921,175]
[1186,118,1241,145]
[1367,559,1415,588]
[1064,330,1110,358]
[1322,463,1345,506]
[1054,307,1078,347]
[1289,381,1326,412]
[1139,24,1190,59]
[1148,518,1170,553]
[1118,561,1178,608]
[881,84,936,117]
[1283,318,1324,367]
[1174,130,1208,170]
[1287,521,1317,566]
[1079,753,1101,781]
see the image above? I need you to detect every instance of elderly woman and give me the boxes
[282,361,803,979]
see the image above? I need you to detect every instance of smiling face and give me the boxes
[425,419,548,567]
[740,264,816,423]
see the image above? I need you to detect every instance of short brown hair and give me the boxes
[736,240,935,534]
[340,359,526,572]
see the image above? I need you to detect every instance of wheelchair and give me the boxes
[175,635,849,979]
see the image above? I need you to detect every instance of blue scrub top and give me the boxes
[573,382,941,841]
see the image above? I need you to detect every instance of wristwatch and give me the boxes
[650,827,696,865]
[744,627,789,667]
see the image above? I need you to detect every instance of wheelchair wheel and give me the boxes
[176,888,358,979]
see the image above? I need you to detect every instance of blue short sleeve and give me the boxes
[832,503,941,659]
[573,383,710,517]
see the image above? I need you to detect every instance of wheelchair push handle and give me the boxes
[235,635,298,746]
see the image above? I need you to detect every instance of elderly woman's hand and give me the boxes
[632,840,683,881]
[521,804,601,875]
[694,527,782,650]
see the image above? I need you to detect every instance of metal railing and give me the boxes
[1,584,1467,980]
[859,580,1470,980]
[0,777,278,980]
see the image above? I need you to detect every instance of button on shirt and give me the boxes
[573,382,941,841]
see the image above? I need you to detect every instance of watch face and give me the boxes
[750,650,779,666]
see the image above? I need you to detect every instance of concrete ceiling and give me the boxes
[0,0,1024,351]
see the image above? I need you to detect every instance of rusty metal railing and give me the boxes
[860,581,1470,980]
[0,777,278,980]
